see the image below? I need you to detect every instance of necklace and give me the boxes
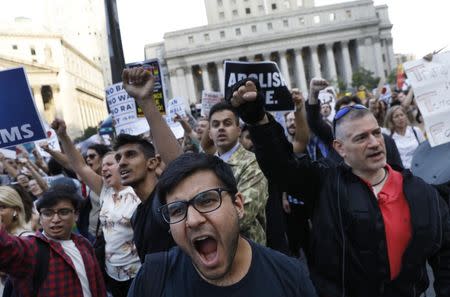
[371,168,387,187]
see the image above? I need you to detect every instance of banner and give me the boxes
[224,61,294,112]
[0,67,46,149]
[201,90,223,117]
[404,51,450,147]
[126,59,167,115]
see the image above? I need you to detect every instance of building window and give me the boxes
[217,0,223,7]
[272,3,277,10]
[204,33,210,41]
[346,10,352,18]
[245,8,251,14]
[267,22,273,30]
[188,36,194,44]
[232,9,238,16]
[251,25,257,32]
[235,28,241,36]
[220,31,226,38]
[219,11,225,19]
[299,17,305,25]
[376,12,380,18]
[283,19,289,27]
[30,47,36,55]
[329,13,335,21]
[12,45,18,50]
[382,54,386,62]
[313,15,320,24]
[258,5,264,12]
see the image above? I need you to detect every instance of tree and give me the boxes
[74,126,98,143]
[351,67,380,90]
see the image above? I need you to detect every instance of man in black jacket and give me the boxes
[227,78,450,297]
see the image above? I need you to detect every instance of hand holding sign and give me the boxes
[122,67,155,105]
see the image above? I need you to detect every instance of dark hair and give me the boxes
[335,96,362,112]
[157,153,238,204]
[36,184,82,212]
[47,158,63,176]
[113,134,156,159]
[9,184,33,222]
[208,102,240,125]
[87,144,111,158]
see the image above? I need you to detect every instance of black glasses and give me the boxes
[86,153,98,160]
[333,104,368,133]
[40,208,74,219]
[158,188,231,224]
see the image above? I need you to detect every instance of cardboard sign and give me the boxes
[404,51,450,147]
[165,97,187,139]
[0,67,46,149]
[201,90,223,117]
[126,59,167,115]
[35,125,61,158]
[224,61,294,112]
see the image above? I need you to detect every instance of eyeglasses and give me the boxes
[158,188,231,224]
[86,153,98,160]
[40,208,74,219]
[333,104,368,134]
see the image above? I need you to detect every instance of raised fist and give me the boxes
[309,78,329,101]
[122,67,155,103]
[51,118,67,137]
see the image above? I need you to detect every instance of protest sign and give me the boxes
[0,148,16,159]
[126,59,167,115]
[224,61,294,112]
[105,82,149,136]
[165,97,187,139]
[201,91,223,117]
[0,67,46,149]
[35,125,61,158]
[404,51,450,147]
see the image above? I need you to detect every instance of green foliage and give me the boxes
[74,126,97,143]
[337,79,347,93]
[387,68,397,85]
[351,67,380,90]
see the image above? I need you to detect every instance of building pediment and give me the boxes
[0,55,58,74]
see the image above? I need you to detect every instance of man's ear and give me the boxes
[233,192,245,220]
[147,156,160,171]
[333,139,346,158]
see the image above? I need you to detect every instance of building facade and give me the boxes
[145,0,395,106]
[0,19,107,137]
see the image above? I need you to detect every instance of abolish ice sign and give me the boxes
[224,61,294,111]
[0,67,46,149]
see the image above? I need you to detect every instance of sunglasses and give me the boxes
[86,153,98,160]
[333,104,368,134]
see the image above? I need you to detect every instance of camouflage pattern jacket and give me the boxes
[227,144,268,245]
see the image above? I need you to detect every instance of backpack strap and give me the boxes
[411,126,420,144]
[32,239,50,296]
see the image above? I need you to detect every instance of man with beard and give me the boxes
[128,153,317,297]
[227,78,450,297]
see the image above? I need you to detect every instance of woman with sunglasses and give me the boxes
[51,119,141,297]
[384,105,425,169]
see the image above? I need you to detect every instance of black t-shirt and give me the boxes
[131,190,175,262]
[162,241,317,297]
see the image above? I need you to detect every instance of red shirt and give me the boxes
[376,165,412,279]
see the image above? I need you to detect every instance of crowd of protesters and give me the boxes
[0,59,449,297]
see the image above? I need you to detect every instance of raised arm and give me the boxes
[200,123,217,155]
[51,119,103,196]
[39,142,71,171]
[122,68,182,164]
[291,89,310,153]
[20,159,48,192]
[173,113,199,140]
[0,153,19,178]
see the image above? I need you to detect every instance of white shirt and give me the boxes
[384,126,425,169]
[217,142,240,162]
[99,186,141,281]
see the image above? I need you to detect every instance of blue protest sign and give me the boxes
[0,67,46,149]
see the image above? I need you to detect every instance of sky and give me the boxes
[1,0,449,63]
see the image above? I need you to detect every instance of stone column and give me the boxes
[278,50,292,88]
[216,60,225,94]
[169,69,178,99]
[341,41,353,85]
[325,43,337,82]
[32,86,45,114]
[386,38,396,71]
[176,67,190,109]
[356,38,366,70]
[200,63,211,92]
[310,45,321,78]
[364,37,377,75]
[185,66,197,104]
[373,37,385,79]
[294,49,308,92]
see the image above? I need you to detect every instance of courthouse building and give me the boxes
[145,0,395,106]
[0,0,110,137]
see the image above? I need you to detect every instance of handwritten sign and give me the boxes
[404,51,450,147]
[201,91,223,117]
